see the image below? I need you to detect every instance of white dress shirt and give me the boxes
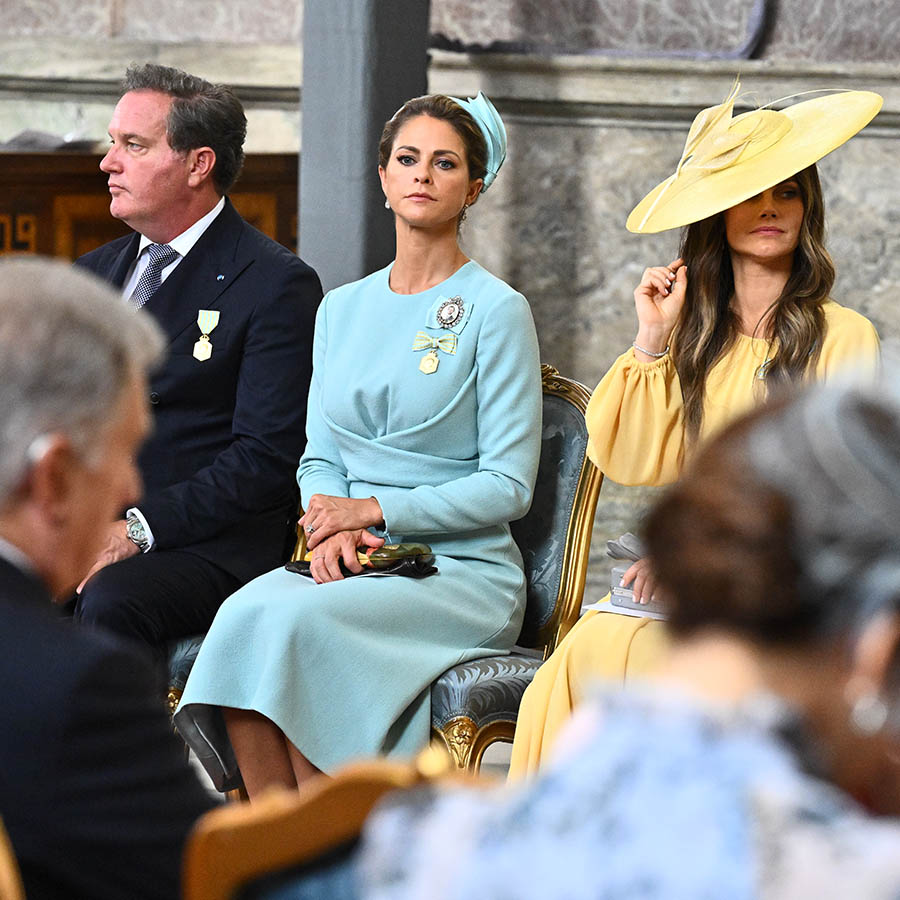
[121,196,226,299]
[0,535,35,575]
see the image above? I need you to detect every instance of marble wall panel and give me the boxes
[461,115,900,603]
[3,0,111,37]
[118,0,302,43]
[815,135,900,353]
[5,0,899,61]
[431,0,900,62]
[431,0,755,55]
[760,0,900,62]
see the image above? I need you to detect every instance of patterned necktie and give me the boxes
[129,243,179,309]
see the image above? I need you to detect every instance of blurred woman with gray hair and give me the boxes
[358,378,900,898]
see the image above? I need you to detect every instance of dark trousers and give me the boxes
[74,550,241,650]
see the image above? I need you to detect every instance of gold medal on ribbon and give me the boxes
[419,350,440,374]
[193,309,220,362]
[193,335,212,361]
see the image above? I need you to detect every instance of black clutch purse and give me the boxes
[284,542,438,579]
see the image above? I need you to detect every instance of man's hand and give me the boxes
[77,519,139,593]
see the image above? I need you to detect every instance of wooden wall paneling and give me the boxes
[0,153,298,260]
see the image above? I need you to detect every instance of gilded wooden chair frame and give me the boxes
[431,364,603,771]
[183,750,469,900]
[0,817,24,900]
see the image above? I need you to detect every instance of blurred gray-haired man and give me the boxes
[0,258,213,900]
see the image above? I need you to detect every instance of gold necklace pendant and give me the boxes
[419,349,439,374]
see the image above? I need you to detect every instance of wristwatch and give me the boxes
[125,512,151,553]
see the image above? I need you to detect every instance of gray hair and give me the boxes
[743,373,900,638]
[0,257,164,508]
[123,63,247,194]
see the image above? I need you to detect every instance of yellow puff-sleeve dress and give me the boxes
[509,300,880,778]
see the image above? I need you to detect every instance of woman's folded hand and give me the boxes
[309,529,385,584]
[300,495,386,549]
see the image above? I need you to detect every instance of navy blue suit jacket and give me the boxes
[0,558,214,899]
[76,200,322,583]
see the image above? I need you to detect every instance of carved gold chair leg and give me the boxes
[432,718,518,774]
[167,687,183,719]
[432,716,477,770]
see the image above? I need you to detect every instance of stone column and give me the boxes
[298,1,431,291]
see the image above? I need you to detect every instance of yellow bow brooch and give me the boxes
[412,330,457,375]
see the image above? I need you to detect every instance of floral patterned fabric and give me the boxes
[360,687,900,900]
[167,634,205,695]
[430,655,542,730]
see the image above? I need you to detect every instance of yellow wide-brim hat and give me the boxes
[626,82,883,234]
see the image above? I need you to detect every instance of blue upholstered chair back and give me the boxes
[429,365,602,768]
[512,365,602,654]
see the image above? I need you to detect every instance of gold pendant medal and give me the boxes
[419,349,440,374]
[192,309,220,362]
[193,335,212,361]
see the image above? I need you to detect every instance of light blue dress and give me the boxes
[175,260,542,786]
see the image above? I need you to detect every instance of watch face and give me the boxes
[127,517,146,545]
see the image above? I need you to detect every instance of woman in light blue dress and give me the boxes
[175,92,542,796]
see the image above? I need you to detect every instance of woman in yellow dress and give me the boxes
[509,83,884,778]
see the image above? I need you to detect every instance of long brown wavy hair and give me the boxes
[671,164,834,440]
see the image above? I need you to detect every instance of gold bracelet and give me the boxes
[632,341,670,358]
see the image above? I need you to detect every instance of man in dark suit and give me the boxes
[0,258,214,899]
[74,63,322,648]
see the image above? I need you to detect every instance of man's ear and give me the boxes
[187,147,217,188]
[849,612,900,701]
[27,435,77,529]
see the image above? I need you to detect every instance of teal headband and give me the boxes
[449,91,507,191]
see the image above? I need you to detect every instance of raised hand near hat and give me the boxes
[633,258,687,362]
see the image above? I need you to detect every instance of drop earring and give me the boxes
[384,199,391,210]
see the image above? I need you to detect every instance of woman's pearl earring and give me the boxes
[384,199,391,210]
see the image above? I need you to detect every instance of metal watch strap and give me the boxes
[125,513,151,552]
